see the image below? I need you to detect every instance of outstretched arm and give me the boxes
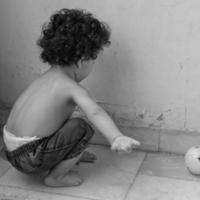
[72,85,140,153]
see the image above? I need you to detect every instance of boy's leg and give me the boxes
[43,118,94,187]
[80,151,97,163]
[44,153,83,187]
[56,117,97,163]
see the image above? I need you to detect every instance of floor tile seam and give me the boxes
[80,159,137,176]
[158,129,161,152]
[122,152,147,200]
[0,166,11,179]
[138,173,200,183]
[99,160,139,175]
[145,151,184,157]
[0,184,101,200]
[90,144,185,157]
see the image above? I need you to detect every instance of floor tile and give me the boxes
[0,185,90,200]
[140,152,200,181]
[0,145,146,200]
[126,175,200,200]
[0,156,10,178]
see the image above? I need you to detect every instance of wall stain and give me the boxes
[149,123,162,128]
[138,113,145,119]
[157,113,164,121]
[178,63,183,73]
[164,109,172,112]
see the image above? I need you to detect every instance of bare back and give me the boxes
[6,70,77,138]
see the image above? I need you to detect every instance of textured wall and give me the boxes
[0,0,200,132]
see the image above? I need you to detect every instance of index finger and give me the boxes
[131,140,141,146]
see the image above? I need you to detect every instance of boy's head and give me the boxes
[37,8,111,67]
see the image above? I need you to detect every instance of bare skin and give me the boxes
[6,64,94,187]
[80,151,97,163]
[6,69,77,138]
[6,61,140,187]
[44,153,83,187]
[43,151,96,187]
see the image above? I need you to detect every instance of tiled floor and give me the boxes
[0,145,200,200]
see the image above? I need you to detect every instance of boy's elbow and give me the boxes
[89,107,104,118]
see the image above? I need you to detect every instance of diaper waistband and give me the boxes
[3,126,40,151]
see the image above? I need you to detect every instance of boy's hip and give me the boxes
[2,118,94,174]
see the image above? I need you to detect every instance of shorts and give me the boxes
[2,118,94,174]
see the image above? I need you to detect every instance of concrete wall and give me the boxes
[0,0,200,132]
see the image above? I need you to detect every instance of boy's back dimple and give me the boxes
[6,71,77,138]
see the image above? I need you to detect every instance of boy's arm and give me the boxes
[71,85,140,150]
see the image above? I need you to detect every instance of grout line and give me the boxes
[122,152,147,200]
[0,166,11,179]
[0,184,101,200]
[138,173,200,183]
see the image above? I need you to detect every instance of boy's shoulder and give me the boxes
[57,75,89,98]
[56,75,96,110]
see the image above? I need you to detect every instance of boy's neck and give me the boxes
[50,65,78,82]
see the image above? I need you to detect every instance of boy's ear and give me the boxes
[76,61,82,69]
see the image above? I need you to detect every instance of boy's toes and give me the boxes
[44,171,82,187]
[66,171,83,186]
[80,151,97,163]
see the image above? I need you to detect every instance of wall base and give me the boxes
[91,126,200,155]
[0,101,200,155]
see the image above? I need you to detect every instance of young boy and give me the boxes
[2,8,140,187]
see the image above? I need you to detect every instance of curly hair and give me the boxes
[37,8,111,67]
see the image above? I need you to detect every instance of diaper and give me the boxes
[3,126,40,151]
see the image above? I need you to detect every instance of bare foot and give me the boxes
[80,151,97,163]
[44,170,82,187]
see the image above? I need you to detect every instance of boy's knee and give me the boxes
[69,118,86,127]
[63,118,94,137]
[71,118,94,135]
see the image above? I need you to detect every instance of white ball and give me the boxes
[185,146,200,175]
